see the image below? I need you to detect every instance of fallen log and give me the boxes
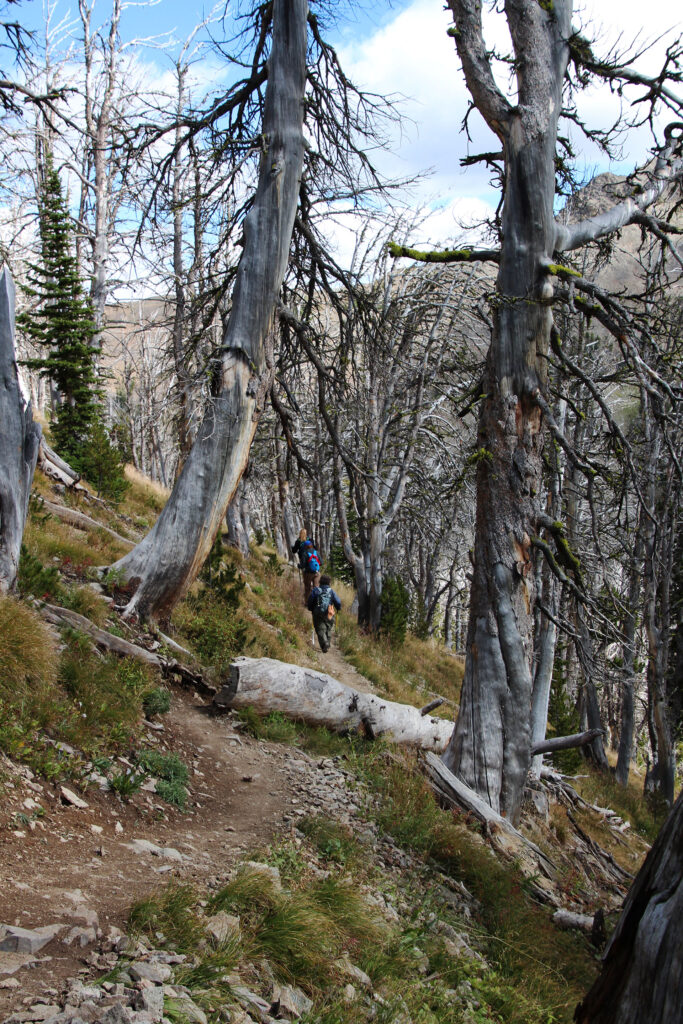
[38,439,85,490]
[40,499,135,548]
[531,728,604,756]
[39,439,80,483]
[553,909,594,932]
[38,602,214,696]
[423,751,560,903]
[214,656,453,752]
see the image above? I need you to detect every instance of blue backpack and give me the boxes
[304,545,321,574]
[299,539,320,574]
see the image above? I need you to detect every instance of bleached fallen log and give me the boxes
[553,909,594,932]
[214,656,453,752]
[40,499,135,548]
[40,602,161,666]
[39,439,80,482]
[38,439,84,489]
[531,728,604,756]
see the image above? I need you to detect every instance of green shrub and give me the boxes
[201,535,246,607]
[380,576,410,646]
[264,552,284,577]
[328,543,355,585]
[137,748,188,784]
[155,778,187,809]
[136,748,189,809]
[17,545,63,601]
[110,769,146,800]
[72,417,130,503]
[547,668,582,774]
[142,687,171,718]
[183,597,248,673]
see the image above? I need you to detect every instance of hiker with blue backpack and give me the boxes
[307,574,342,653]
[292,528,321,604]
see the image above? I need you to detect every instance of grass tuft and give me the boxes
[128,883,203,953]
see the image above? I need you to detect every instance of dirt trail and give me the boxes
[309,629,373,693]
[0,692,305,1011]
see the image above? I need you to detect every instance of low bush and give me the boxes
[142,687,172,718]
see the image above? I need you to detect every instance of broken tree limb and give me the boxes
[38,602,214,696]
[214,656,453,752]
[39,499,135,548]
[420,697,445,716]
[423,751,560,903]
[531,728,604,756]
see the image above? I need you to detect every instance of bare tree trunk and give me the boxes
[109,0,308,621]
[574,603,609,770]
[615,509,644,785]
[441,0,572,824]
[226,479,250,557]
[641,394,675,805]
[574,791,683,1024]
[0,269,42,592]
[530,569,561,777]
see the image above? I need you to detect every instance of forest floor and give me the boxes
[0,467,660,1023]
[0,689,303,1011]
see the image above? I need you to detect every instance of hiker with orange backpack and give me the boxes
[291,528,321,604]
[307,574,341,653]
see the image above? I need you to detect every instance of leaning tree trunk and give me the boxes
[0,268,42,593]
[442,0,571,824]
[574,790,683,1024]
[108,0,308,621]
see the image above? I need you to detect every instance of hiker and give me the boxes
[292,528,321,604]
[307,574,341,653]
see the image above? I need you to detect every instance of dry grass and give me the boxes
[0,595,58,693]
[23,511,128,568]
[123,465,169,516]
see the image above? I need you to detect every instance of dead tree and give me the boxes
[0,268,42,592]
[108,0,308,621]
[574,790,683,1024]
[393,0,683,824]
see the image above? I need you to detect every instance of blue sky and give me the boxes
[14,0,682,261]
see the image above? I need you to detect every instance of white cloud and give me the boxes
[336,0,681,242]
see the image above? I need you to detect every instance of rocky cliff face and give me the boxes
[559,170,683,296]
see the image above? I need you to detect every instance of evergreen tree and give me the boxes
[19,156,99,462]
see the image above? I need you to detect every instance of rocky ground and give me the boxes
[0,681,384,1019]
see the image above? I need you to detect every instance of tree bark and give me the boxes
[108,0,308,621]
[0,268,42,593]
[574,790,683,1024]
[214,656,453,751]
[442,0,572,824]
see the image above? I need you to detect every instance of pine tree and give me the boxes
[19,156,99,463]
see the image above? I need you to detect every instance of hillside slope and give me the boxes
[0,467,658,1024]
